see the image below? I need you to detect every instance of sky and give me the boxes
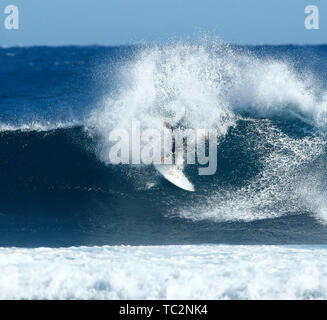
[0,0,326,46]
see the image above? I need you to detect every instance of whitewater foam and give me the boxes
[89,41,327,143]
[177,120,327,223]
[1,244,327,300]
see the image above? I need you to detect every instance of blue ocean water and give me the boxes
[1,43,327,299]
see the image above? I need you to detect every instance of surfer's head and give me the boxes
[164,122,172,129]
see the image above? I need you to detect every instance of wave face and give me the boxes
[1,44,327,247]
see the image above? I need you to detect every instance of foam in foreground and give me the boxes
[0,244,326,299]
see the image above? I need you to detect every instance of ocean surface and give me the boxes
[1,42,327,299]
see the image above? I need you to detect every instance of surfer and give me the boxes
[162,121,194,166]
[161,121,209,164]
[156,121,195,191]
[161,121,180,163]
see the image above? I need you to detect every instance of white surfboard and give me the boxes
[154,152,195,192]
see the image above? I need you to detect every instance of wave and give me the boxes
[86,41,327,224]
[0,121,327,247]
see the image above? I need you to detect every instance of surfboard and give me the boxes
[154,152,195,192]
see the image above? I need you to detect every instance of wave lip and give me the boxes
[0,244,327,300]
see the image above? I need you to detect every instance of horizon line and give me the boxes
[1,43,327,49]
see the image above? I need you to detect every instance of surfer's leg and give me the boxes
[171,139,175,164]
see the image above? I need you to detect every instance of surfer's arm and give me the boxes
[161,151,173,163]
[164,122,178,132]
